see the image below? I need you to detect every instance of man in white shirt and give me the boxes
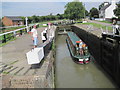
[31,25,38,48]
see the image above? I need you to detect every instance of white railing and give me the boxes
[0,24,39,43]
[0,25,25,29]
[0,27,27,36]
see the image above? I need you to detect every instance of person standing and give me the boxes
[112,19,119,35]
[75,41,80,56]
[31,25,38,48]
[48,22,51,30]
[113,19,119,34]
[79,40,84,56]
[41,30,46,43]
[44,28,47,40]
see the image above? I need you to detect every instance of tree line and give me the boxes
[1,1,120,26]
[21,14,64,24]
[24,1,120,24]
[22,1,89,24]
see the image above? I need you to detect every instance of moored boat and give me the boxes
[66,32,90,64]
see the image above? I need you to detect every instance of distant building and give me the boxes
[2,16,24,26]
[99,0,117,20]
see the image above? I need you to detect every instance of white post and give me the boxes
[25,17,28,27]
[26,17,29,32]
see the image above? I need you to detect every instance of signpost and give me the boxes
[26,17,29,32]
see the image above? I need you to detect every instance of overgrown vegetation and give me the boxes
[52,41,55,51]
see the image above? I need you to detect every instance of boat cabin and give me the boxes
[66,32,90,64]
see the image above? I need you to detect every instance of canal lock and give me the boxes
[54,25,120,88]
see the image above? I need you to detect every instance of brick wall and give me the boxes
[2,17,24,26]
[2,17,13,26]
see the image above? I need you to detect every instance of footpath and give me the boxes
[87,20,112,26]
[0,26,56,88]
[74,24,103,37]
[75,20,113,37]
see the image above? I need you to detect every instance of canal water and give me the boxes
[55,35,116,88]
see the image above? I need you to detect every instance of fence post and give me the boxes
[13,31,16,37]
[24,28,27,33]
[3,35,6,43]
[30,26,31,29]
[20,30,22,35]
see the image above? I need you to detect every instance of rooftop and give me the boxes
[100,4,111,11]
[5,16,23,21]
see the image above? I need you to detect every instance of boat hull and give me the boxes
[66,37,90,65]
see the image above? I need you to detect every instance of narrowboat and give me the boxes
[66,32,90,64]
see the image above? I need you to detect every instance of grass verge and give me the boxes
[77,22,112,30]
[99,21,112,24]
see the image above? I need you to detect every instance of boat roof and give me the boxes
[67,32,80,45]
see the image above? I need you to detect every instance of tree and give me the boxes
[64,1,85,20]
[89,7,99,19]
[28,16,33,23]
[114,3,120,18]
[56,13,64,20]
[99,3,104,10]
[32,15,39,23]
[85,10,89,16]
[20,16,26,25]
[0,18,5,27]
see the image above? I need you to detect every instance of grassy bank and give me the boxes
[99,21,112,24]
[78,22,112,30]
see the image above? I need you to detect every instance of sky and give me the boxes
[1,0,120,18]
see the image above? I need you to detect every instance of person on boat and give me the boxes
[82,44,86,55]
[82,44,88,55]
[75,41,80,56]
[79,40,84,56]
